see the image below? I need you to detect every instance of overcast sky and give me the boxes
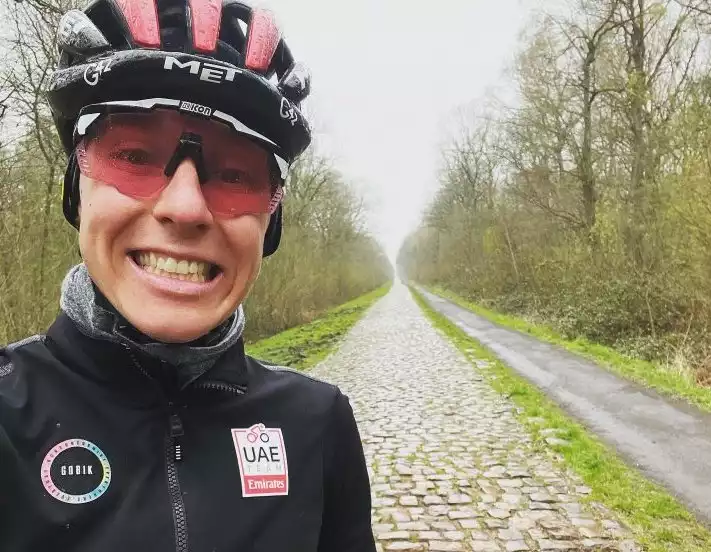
[265,0,537,261]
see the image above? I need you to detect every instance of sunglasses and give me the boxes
[74,98,289,217]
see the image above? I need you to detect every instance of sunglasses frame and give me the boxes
[73,97,290,180]
[73,97,288,216]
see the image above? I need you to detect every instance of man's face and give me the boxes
[77,133,273,343]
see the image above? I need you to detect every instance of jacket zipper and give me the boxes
[191,381,246,395]
[170,413,184,462]
[166,413,188,552]
[122,344,189,552]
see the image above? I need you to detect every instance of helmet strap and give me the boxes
[63,150,81,229]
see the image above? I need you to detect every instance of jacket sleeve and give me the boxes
[317,389,376,552]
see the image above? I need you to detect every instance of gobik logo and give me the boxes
[231,423,289,497]
[41,439,111,504]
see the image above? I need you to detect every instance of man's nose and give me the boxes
[151,159,213,227]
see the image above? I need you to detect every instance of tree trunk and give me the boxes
[581,44,597,233]
[626,0,648,266]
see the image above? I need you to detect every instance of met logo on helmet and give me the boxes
[164,56,242,84]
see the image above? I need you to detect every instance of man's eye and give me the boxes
[111,149,152,165]
[219,168,248,184]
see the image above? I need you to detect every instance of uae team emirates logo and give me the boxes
[231,423,289,497]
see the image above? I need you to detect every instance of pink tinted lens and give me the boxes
[76,109,280,216]
[202,185,282,217]
[76,112,174,198]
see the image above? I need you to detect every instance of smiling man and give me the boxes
[0,1,375,551]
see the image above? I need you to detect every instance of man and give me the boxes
[0,1,376,550]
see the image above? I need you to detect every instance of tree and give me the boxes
[399,0,711,379]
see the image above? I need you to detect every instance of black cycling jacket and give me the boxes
[0,312,376,552]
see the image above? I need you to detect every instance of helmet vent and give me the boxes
[157,0,188,50]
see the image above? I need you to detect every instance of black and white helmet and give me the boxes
[46,0,313,256]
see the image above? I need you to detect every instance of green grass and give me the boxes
[425,285,711,414]
[245,283,391,370]
[411,286,711,552]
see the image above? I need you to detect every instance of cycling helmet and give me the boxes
[46,0,312,256]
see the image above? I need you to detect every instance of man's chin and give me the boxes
[122,308,218,344]
[114,276,245,343]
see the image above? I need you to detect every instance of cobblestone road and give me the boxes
[309,282,641,552]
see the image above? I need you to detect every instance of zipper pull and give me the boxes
[170,413,184,462]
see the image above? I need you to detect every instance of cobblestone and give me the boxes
[309,283,642,551]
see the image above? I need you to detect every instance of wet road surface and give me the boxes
[419,287,711,525]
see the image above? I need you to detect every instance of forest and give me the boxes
[399,0,711,384]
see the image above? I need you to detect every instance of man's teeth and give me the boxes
[135,252,211,282]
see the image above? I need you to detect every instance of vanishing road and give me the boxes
[309,281,642,552]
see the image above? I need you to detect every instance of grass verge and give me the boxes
[425,285,711,414]
[411,286,711,552]
[245,282,391,370]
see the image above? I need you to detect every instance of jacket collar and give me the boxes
[45,312,250,399]
[59,263,246,391]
